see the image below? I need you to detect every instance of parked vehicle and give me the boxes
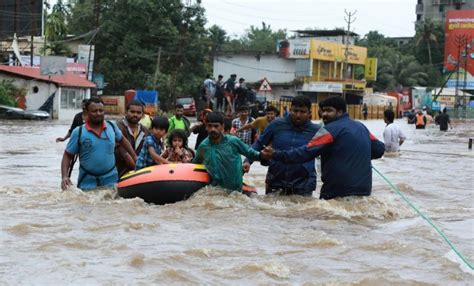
[0,105,50,120]
[176,97,196,116]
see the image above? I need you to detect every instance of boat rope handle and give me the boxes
[372,165,473,270]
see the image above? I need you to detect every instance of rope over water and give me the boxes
[372,165,473,270]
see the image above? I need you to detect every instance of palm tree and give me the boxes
[42,1,71,56]
[375,50,429,91]
[415,18,438,66]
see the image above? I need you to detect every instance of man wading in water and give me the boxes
[60,97,136,191]
[262,96,385,200]
[243,95,320,197]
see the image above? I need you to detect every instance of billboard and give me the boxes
[40,56,67,76]
[0,0,43,38]
[444,10,474,90]
[278,39,310,58]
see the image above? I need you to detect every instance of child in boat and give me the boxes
[135,116,170,170]
[162,129,194,163]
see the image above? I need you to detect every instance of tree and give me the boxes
[67,0,209,109]
[415,18,438,66]
[375,51,429,91]
[240,22,286,52]
[42,0,72,56]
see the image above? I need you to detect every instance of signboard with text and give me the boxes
[444,10,474,90]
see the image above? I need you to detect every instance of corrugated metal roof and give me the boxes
[0,65,96,88]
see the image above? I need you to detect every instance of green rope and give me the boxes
[372,165,473,270]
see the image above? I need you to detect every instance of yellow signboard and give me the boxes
[310,40,337,61]
[365,58,378,81]
[339,45,367,65]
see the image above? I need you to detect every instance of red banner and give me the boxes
[444,10,474,77]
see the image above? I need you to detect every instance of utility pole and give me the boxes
[462,36,471,115]
[454,34,466,117]
[30,0,37,66]
[343,9,357,98]
[153,47,162,91]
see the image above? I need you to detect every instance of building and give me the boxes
[213,52,297,101]
[213,30,370,104]
[389,36,413,47]
[0,65,95,120]
[416,0,474,24]
[283,30,368,104]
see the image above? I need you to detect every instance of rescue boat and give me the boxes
[117,163,257,205]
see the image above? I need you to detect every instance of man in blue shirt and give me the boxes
[60,97,136,191]
[262,96,385,200]
[243,95,320,196]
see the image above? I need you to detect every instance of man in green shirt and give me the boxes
[168,104,191,137]
[193,112,269,192]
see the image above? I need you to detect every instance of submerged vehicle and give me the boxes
[0,105,50,120]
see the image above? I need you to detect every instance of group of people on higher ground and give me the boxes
[58,94,387,201]
[202,74,259,115]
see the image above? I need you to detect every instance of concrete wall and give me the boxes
[213,54,296,84]
[257,85,297,101]
[0,73,57,110]
[0,73,90,120]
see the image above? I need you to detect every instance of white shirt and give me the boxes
[383,123,406,152]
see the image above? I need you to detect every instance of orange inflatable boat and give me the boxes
[117,163,257,205]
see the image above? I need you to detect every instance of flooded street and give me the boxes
[0,118,473,285]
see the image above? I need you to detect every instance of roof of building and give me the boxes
[0,65,96,88]
[293,29,359,37]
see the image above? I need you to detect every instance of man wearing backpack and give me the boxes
[60,97,136,191]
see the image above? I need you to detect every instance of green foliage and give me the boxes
[359,21,445,91]
[0,80,25,107]
[221,22,287,53]
[67,0,209,110]
[42,0,72,56]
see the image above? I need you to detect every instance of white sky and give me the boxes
[49,0,417,38]
[201,0,417,38]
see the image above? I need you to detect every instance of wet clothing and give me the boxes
[115,118,149,176]
[66,121,123,190]
[68,112,85,134]
[250,116,270,133]
[232,117,255,145]
[248,116,320,196]
[162,147,194,163]
[193,135,261,192]
[168,115,191,137]
[383,123,406,152]
[192,123,208,150]
[273,113,385,200]
[415,114,427,129]
[437,113,451,131]
[135,135,164,170]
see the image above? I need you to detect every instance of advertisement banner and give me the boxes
[311,40,337,61]
[40,56,67,76]
[339,45,367,65]
[301,82,343,93]
[278,39,310,58]
[444,10,474,90]
[365,58,378,81]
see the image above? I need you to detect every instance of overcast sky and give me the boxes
[200,0,417,38]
